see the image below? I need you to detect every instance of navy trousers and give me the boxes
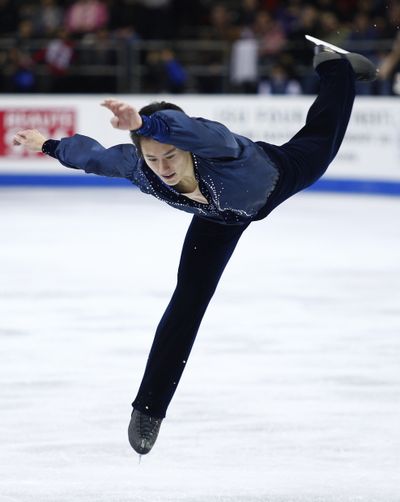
[132,59,356,418]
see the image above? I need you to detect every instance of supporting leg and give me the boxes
[132,216,249,419]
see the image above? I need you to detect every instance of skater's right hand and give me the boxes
[13,129,48,152]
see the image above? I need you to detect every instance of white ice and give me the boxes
[0,188,399,502]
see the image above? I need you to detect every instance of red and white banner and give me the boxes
[0,108,76,158]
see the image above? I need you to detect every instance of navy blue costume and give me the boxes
[46,107,280,225]
[44,59,355,419]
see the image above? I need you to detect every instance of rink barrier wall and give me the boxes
[1,94,400,197]
[1,173,400,197]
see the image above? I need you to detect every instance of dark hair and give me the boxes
[130,101,184,154]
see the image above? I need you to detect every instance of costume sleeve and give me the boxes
[43,134,139,178]
[135,110,242,159]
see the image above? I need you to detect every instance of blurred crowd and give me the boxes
[1,0,400,95]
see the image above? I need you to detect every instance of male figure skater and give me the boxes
[14,44,377,455]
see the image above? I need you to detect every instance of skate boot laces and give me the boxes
[128,409,163,455]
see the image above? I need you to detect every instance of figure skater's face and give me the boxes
[141,138,192,186]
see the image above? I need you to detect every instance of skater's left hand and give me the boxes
[101,99,143,131]
[13,129,48,152]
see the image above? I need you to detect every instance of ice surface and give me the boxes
[0,188,399,502]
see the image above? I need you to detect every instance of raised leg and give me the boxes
[258,58,356,215]
[281,59,356,192]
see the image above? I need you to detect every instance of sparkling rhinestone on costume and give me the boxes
[132,153,279,225]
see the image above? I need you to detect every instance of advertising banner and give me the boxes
[0,95,399,186]
[0,108,76,158]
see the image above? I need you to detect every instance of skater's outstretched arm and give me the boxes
[102,98,242,160]
[13,128,138,178]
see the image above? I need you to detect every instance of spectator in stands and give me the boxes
[4,47,36,93]
[36,0,64,37]
[16,2,38,31]
[19,0,63,37]
[35,28,75,92]
[113,25,140,44]
[378,32,400,95]
[160,48,187,93]
[288,4,320,93]
[346,11,378,92]
[15,18,36,46]
[78,28,117,92]
[290,4,319,62]
[230,30,259,93]
[347,12,379,57]
[384,1,400,38]
[144,48,187,93]
[80,28,115,65]
[258,62,301,94]
[11,19,37,92]
[275,0,304,36]
[143,50,165,92]
[203,4,240,42]
[108,1,141,50]
[372,13,391,40]
[253,10,287,63]
[65,0,109,35]
[196,4,239,93]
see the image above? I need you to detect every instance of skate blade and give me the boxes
[305,34,349,55]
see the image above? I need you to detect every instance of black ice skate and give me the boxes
[128,408,163,455]
[306,34,378,82]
